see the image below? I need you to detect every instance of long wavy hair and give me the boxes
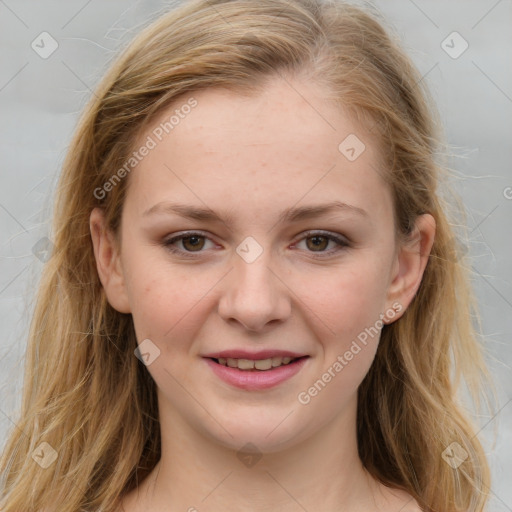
[0,0,493,511]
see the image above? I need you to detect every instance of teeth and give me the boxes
[238,359,255,370]
[255,359,272,370]
[216,356,297,370]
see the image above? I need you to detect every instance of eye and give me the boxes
[293,230,350,258]
[163,231,216,258]
[162,230,350,259]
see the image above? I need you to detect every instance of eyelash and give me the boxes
[162,230,350,259]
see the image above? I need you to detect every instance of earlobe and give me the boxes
[89,208,131,314]
[385,213,436,323]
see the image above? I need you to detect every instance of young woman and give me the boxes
[0,0,493,511]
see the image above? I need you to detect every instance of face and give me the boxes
[91,75,433,454]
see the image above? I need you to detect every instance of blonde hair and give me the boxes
[0,0,493,510]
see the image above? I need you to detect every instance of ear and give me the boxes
[89,207,131,314]
[384,213,436,323]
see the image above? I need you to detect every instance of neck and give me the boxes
[131,395,387,512]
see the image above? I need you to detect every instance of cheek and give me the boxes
[122,247,220,344]
[293,263,387,415]
[294,256,391,347]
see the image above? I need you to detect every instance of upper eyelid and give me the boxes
[297,230,350,242]
[164,230,216,245]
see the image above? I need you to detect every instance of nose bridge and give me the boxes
[235,248,274,295]
[218,237,291,331]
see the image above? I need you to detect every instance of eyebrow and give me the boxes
[142,200,368,225]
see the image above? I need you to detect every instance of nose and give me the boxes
[217,249,292,333]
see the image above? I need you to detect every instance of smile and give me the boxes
[213,356,300,370]
[204,356,309,390]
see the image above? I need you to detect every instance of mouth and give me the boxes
[209,355,308,371]
[203,353,310,390]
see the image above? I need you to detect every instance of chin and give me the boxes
[199,409,313,455]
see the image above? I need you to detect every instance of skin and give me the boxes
[90,75,435,512]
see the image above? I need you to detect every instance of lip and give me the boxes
[204,356,309,390]
[202,349,307,360]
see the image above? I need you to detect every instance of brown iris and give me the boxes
[306,235,329,251]
[182,235,206,251]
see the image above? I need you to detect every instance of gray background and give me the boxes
[0,0,511,509]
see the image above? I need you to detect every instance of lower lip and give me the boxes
[204,357,309,390]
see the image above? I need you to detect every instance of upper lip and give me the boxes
[203,350,308,360]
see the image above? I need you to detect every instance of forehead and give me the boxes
[124,77,391,226]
